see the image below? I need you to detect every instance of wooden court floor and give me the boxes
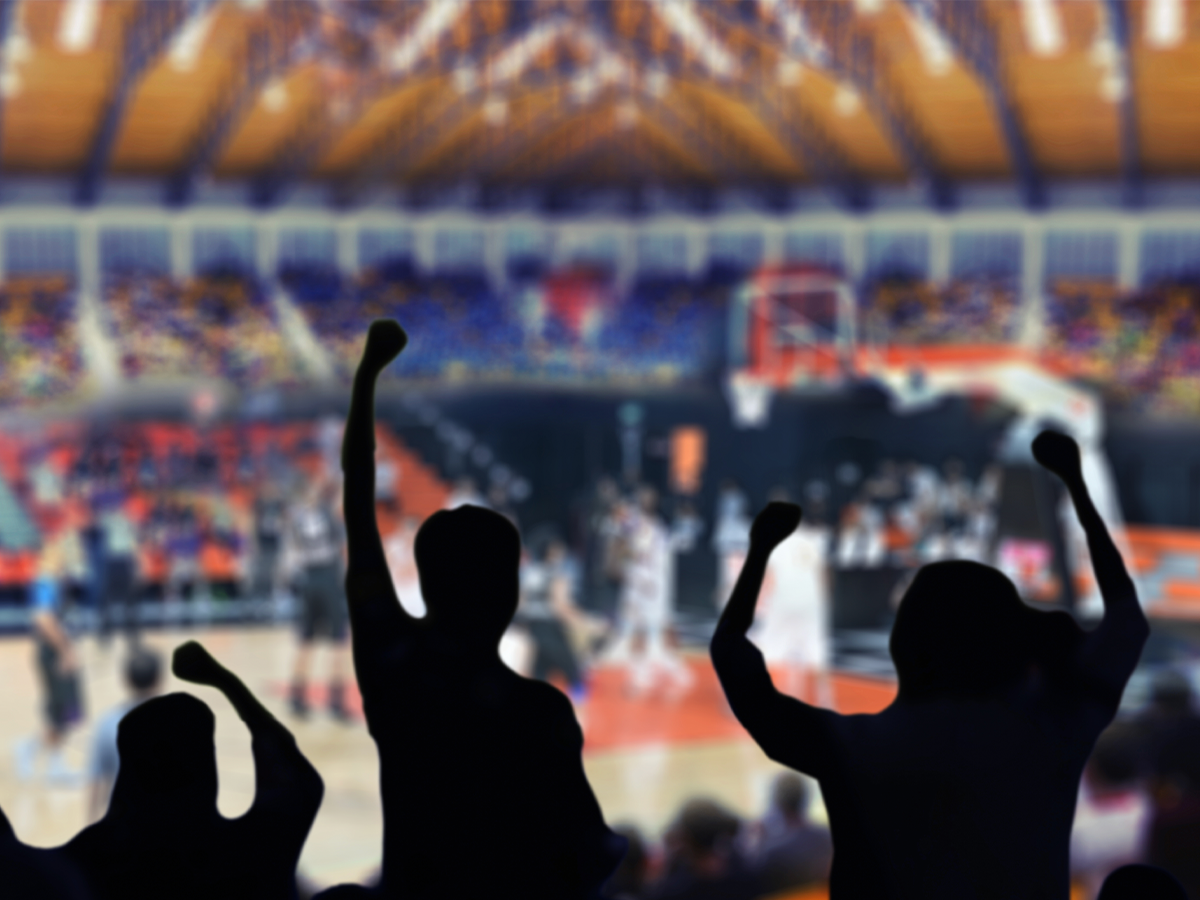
[0,626,893,890]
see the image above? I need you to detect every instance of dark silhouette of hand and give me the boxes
[361,320,408,376]
[172,641,224,688]
[1032,429,1083,485]
[750,502,802,551]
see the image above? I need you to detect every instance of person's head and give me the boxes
[124,648,163,699]
[769,772,809,824]
[415,505,520,643]
[606,825,648,896]
[546,538,567,565]
[1098,865,1188,900]
[890,560,1083,700]
[638,486,657,514]
[109,693,218,815]
[1150,668,1194,715]
[943,458,964,480]
[671,798,740,868]
[767,486,791,504]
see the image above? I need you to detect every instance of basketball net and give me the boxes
[727,372,773,428]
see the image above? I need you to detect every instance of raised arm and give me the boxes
[172,641,322,825]
[711,502,839,776]
[1032,430,1149,692]
[342,320,414,663]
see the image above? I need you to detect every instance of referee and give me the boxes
[286,476,350,721]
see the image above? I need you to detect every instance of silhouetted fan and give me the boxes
[56,641,322,900]
[1098,864,1188,900]
[0,806,89,900]
[323,319,625,900]
[711,430,1149,899]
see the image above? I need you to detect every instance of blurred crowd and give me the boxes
[0,276,83,405]
[1047,280,1200,418]
[599,773,832,900]
[864,276,1020,346]
[282,264,725,387]
[104,273,297,388]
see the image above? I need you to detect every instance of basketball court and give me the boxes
[0,623,897,889]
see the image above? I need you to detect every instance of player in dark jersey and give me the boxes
[286,476,350,720]
[328,320,625,900]
[712,430,1149,900]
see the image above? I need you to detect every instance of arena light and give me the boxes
[852,0,886,14]
[652,0,739,79]
[57,0,100,54]
[1100,69,1129,103]
[1019,0,1065,57]
[261,79,288,113]
[834,83,861,116]
[5,29,31,64]
[488,17,566,84]
[759,0,828,68]
[0,68,21,98]
[1145,0,1185,48]
[168,7,217,72]
[644,67,670,98]
[388,0,469,76]
[777,58,803,87]
[483,95,508,125]
[904,3,954,76]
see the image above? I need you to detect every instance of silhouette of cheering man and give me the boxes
[336,320,625,900]
[711,430,1149,899]
[58,641,323,900]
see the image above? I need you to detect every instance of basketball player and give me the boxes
[606,487,693,698]
[754,489,833,706]
[333,320,625,899]
[16,533,83,785]
[383,514,425,618]
[286,475,350,721]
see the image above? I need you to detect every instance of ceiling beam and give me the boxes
[1105,0,1142,208]
[167,6,307,206]
[593,10,866,208]
[638,93,765,183]
[907,0,1044,209]
[712,1,953,208]
[0,0,17,193]
[76,0,198,206]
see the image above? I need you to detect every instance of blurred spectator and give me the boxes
[603,825,651,900]
[1138,670,1200,898]
[1071,723,1151,898]
[750,773,832,895]
[86,648,163,823]
[653,798,760,900]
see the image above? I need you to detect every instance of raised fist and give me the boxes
[361,319,408,374]
[172,640,224,688]
[750,502,802,550]
[1032,429,1082,484]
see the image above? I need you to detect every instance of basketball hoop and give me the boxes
[727,372,773,428]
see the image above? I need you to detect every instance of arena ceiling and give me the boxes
[1,0,1197,210]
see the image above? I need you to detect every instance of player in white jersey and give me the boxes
[605,488,693,697]
[754,512,834,706]
[384,515,425,619]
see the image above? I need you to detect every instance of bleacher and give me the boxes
[0,276,84,404]
[104,272,296,389]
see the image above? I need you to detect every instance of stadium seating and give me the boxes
[104,273,295,388]
[284,265,725,387]
[1046,280,1200,417]
[0,276,83,404]
[863,276,1020,346]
